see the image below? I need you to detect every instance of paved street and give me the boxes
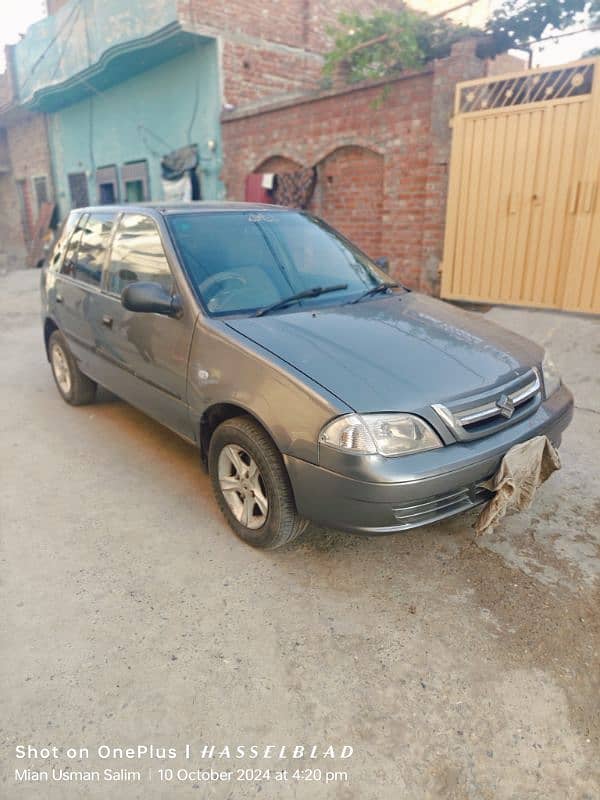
[1,267,599,800]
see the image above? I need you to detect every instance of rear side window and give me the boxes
[61,212,114,287]
[61,216,86,279]
[106,214,173,296]
[49,212,80,272]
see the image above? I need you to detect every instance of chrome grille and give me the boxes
[432,368,542,442]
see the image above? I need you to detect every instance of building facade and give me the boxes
[0,0,523,285]
[0,0,380,267]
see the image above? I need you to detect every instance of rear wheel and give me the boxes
[49,330,97,406]
[208,416,308,549]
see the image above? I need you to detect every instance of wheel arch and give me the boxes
[198,402,282,468]
[43,317,59,361]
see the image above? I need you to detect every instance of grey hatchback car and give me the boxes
[41,202,573,548]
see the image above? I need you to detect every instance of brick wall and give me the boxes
[220,40,323,107]
[7,113,54,235]
[222,41,487,292]
[0,175,25,269]
[305,1,385,52]
[178,0,382,50]
[8,114,53,188]
[310,145,384,259]
[0,112,54,267]
[178,0,383,107]
[257,155,302,173]
[420,38,484,293]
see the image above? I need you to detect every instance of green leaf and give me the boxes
[323,1,597,87]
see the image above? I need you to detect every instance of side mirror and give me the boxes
[121,282,182,317]
[374,257,390,273]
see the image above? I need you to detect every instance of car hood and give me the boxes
[225,293,543,412]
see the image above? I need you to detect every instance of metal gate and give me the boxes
[441,58,599,314]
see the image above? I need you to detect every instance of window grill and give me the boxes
[33,176,49,210]
[122,160,150,202]
[68,172,89,209]
[458,63,594,114]
[96,164,119,205]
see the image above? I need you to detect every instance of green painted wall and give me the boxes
[13,0,180,106]
[48,41,223,218]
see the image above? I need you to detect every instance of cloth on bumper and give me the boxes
[474,435,561,536]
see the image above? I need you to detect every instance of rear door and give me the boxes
[93,212,196,439]
[53,211,115,377]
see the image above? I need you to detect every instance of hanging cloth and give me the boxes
[160,145,199,201]
[273,167,317,209]
[161,174,192,202]
[160,145,199,181]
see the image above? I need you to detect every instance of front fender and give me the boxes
[187,318,350,463]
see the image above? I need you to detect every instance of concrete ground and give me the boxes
[1,268,599,800]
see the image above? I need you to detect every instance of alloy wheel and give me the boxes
[51,343,72,395]
[217,444,269,530]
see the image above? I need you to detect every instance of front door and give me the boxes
[93,212,196,440]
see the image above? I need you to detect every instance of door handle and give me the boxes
[55,293,63,303]
[102,314,113,328]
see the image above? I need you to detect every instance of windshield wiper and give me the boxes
[254,284,348,317]
[349,281,400,304]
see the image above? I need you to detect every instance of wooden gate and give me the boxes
[441,58,599,314]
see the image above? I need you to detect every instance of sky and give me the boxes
[1,0,46,72]
[0,0,598,73]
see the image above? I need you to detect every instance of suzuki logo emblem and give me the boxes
[496,394,515,418]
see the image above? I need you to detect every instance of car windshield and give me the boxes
[166,210,389,316]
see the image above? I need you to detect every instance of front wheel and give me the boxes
[208,416,308,549]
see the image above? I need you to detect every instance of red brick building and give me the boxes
[0,104,55,270]
[221,40,511,293]
[179,0,382,107]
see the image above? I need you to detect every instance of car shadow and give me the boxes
[95,385,128,405]
[85,389,482,557]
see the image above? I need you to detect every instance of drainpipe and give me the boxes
[44,112,61,222]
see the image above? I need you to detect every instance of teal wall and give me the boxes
[48,41,223,218]
[13,0,179,107]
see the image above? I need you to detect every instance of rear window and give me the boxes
[61,212,114,287]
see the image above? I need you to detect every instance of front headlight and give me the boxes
[541,352,561,398]
[319,413,443,457]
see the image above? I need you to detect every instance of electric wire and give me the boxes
[17,0,82,96]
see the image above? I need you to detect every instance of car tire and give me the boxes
[208,416,309,549]
[48,330,97,406]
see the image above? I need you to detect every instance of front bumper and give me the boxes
[284,384,574,534]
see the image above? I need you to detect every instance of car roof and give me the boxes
[70,201,292,215]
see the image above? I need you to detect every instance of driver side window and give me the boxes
[106,213,174,296]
